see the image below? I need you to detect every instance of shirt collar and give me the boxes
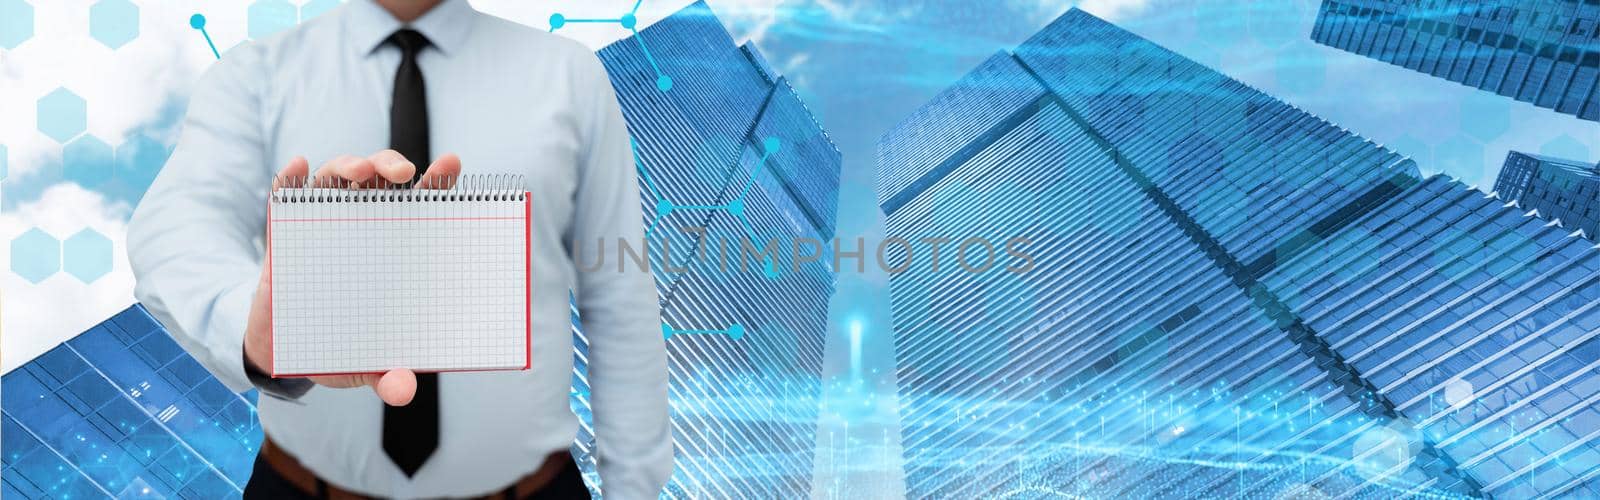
[346,0,475,57]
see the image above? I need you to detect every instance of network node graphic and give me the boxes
[550,0,672,93]
[638,136,781,243]
[660,322,744,341]
[188,13,221,59]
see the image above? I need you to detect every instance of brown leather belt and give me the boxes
[261,436,571,499]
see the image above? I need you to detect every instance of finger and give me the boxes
[367,149,417,185]
[373,369,418,406]
[414,153,462,190]
[308,373,379,389]
[313,155,375,187]
[271,156,310,189]
[311,158,349,188]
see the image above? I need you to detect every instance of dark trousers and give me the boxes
[242,452,592,500]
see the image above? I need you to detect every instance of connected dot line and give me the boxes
[635,133,783,341]
[661,323,744,341]
[636,135,781,248]
[550,0,673,92]
[190,14,220,60]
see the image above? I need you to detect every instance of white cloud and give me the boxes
[0,0,218,182]
[1007,0,1151,22]
[1077,0,1153,21]
[1,184,136,373]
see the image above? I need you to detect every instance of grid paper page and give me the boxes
[269,193,529,375]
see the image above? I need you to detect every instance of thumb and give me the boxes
[373,369,418,406]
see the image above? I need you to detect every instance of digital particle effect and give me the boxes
[879,7,1600,498]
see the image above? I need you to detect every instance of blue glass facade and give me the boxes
[576,2,839,498]
[1493,150,1600,239]
[3,306,260,499]
[1312,0,1600,121]
[881,8,1600,498]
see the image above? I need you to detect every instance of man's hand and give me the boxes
[245,150,463,406]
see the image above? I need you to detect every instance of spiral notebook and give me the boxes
[268,175,531,376]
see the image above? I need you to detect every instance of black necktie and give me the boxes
[382,28,438,478]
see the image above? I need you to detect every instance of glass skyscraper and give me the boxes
[1494,150,1600,239]
[1311,0,1600,121]
[4,3,836,499]
[3,306,260,499]
[880,8,1600,498]
[578,2,840,498]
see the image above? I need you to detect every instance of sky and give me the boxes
[0,0,1595,495]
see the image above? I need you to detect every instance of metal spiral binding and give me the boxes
[269,174,527,203]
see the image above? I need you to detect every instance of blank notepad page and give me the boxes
[268,178,530,376]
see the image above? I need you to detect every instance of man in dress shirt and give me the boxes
[126,0,671,498]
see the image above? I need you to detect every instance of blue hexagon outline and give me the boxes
[247,0,297,40]
[64,135,115,188]
[1540,134,1592,163]
[299,0,341,21]
[63,228,113,283]
[37,87,88,144]
[0,0,33,49]
[89,0,140,49]
[115,133,172,193]
[11,227,61,284]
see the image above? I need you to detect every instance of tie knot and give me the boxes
[387,28,431,56]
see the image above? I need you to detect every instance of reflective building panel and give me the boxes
[1493,150,1600,240]
[1312,0,1600,121]
[2,305,259,499]
[881,7,1600,498]
[575,2,840,498]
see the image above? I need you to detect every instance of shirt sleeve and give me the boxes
[565,48,674,498]
[127,46,283,396]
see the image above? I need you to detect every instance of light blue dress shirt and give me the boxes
[126,1,671,497]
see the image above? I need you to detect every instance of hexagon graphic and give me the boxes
[0,0,32,49]
[116,134,173,194]
[37,87,87,143]
[1385,135,1433,173]
[247,0,297,40]
[11,228,60,284]
[89,0,139,49]
[64,228,113,283]
[1540,134,1592,163]
[1459,92,1510,143]
[1191,1,1249,49]
[64,135,115,188]
[300,0,341,21]
[1245,0,1309,48]
[1435,135,1486,186]
[1276,46,1327,95]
